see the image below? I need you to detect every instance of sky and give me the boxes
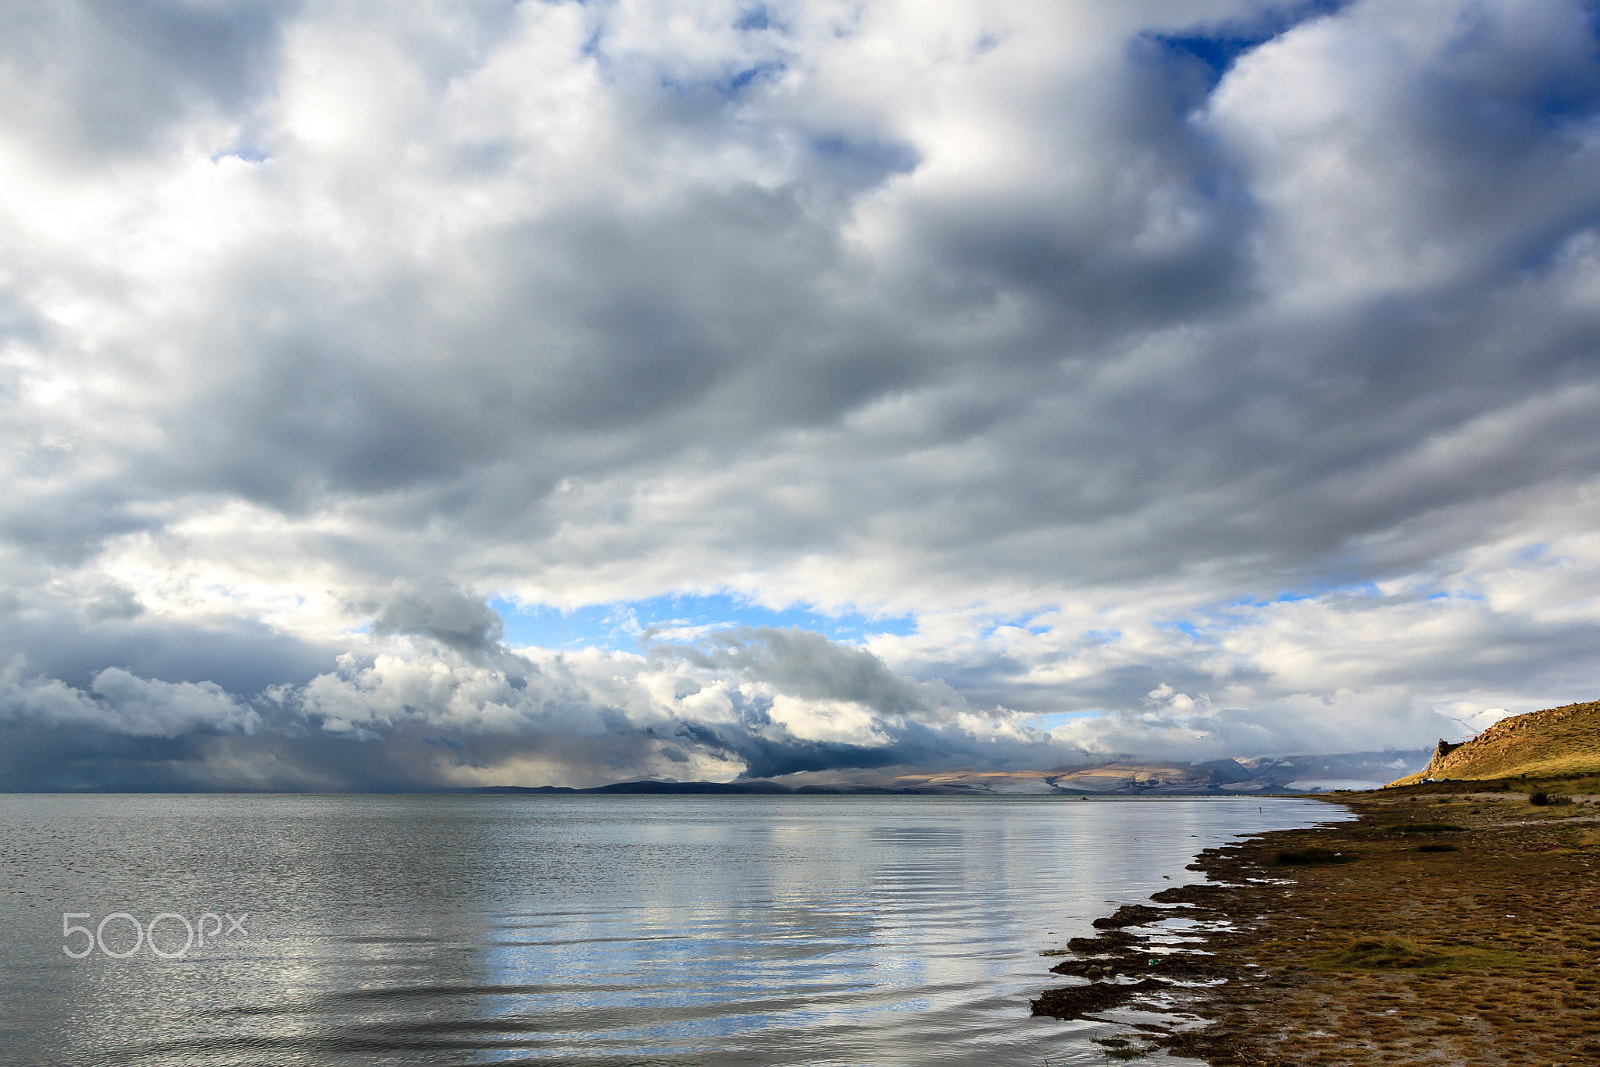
[3,0,1600,790]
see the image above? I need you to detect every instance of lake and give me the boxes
[0,793,1349,1066]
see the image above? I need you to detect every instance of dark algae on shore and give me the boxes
[1032,787,1600,1065]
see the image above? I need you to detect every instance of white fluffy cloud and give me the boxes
[2,0,1599,787]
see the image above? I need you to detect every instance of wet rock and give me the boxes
[1030,978,1171,1020]
[1051,951,1228,981]
[1067,928,1140,953]
[1150,883,1234,907]
[1093,904,1170,929]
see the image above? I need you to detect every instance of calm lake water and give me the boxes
[0,794,1349,1066]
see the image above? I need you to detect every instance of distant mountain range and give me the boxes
[1389,700,1600,786]
[465,750,1430,797]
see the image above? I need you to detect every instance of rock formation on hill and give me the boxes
[1390,700,1600,785]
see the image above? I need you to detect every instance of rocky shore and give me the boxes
[1032,788,1600,1065]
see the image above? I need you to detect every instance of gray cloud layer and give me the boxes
[3,0,1599,788]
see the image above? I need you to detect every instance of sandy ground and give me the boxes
[1032,790,1600,1066]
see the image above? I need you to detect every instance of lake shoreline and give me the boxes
[1033,787,1600,1064]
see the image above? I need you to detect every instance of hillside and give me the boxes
[1388,699,1600,785]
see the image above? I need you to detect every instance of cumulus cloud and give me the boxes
[2,0,1600,788]
[275,622,1071,782]
[1,657,258,737]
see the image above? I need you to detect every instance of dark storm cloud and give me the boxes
[0,609,336,694]
[4,0,1600,788]
[670,627,944,718]
[372,582,505,657]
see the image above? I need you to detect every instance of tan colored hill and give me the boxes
[1388,699,1600,785]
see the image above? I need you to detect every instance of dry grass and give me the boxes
[1271,846,1355,865]
[1312,934,1522,973]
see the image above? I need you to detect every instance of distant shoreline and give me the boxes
[457,780,1326,797]
[0,785,1350,796]
[1032,784,1600,1063]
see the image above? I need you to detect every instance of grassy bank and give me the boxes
[1032,784,1600,1065]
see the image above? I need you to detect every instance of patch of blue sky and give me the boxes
[1224,579,1386,611]
[1530,81,1600,128]
[734,5,770,32]
[213,145,268,163]
[1138,0,1349,87]
[1428,590,1485,602]
[1517,220,1600,278]
[981,614,1057,638]
[1138,574,1467,648]
[491,592,917,651]
[655,60,787,99]
[722,60,785,93]
[1445,9,1599,129]
[1030,710,1101,731]
[1157,620,1205,640]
